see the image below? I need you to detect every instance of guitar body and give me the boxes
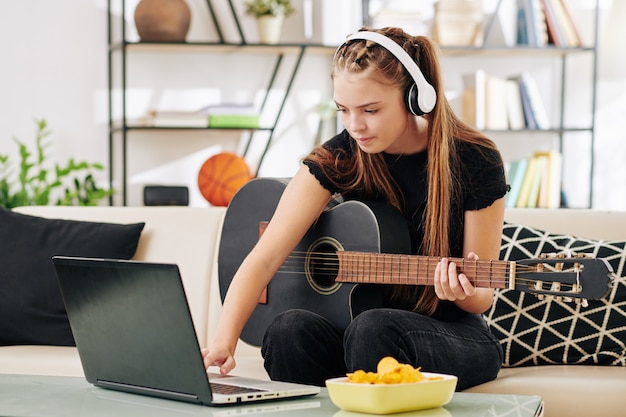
[218,178,413,347]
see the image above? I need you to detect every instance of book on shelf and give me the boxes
[139,110,209,128]
[463,71,548,131]
[136,104,261,129]
[520,72,550,129]
[526,153,548,208]
[537,154,551,208]
[461,70,486,130]
[516,0,581,47]
[516,0,529,45]
[505,78,526,130]
[516,0,546,46]
[208,115,260,128]
[513,75,537,129]
[520,0,583,47]
[484,76,509,130]
[550,0,583,47]
[202,104,260,128]
[198,104,258,115]
[549,151,563,208]
[515,155,539,208]
[536,150,563,208]
[524,0,549,47]
[541,0,567,46]
[532,0,549,47]
[507,151,562,209]
[506,158,529,208]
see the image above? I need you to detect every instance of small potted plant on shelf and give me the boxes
[244,0,295,45]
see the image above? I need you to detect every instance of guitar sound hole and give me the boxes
[309,243,339,287]
[305,237,342,295]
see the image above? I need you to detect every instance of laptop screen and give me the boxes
[53,256,214,404]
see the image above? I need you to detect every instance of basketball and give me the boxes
[197,152,253,206]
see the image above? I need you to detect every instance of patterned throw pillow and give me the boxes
[484,222,626,367]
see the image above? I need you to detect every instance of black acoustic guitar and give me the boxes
[218,178,614,347]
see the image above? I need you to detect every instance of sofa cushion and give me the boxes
[0,208,144,347]
[484,222,626,367]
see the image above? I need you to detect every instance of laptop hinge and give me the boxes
[96,379,201,403]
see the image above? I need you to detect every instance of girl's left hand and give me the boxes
[433,252,479,301]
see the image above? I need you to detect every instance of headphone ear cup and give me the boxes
[405,83,424,116]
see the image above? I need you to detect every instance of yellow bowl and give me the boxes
[325,373,458,415]
[333,407,451,417]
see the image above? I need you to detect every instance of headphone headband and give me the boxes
[338,31,437,114]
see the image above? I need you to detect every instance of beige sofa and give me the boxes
[1,205,625,416]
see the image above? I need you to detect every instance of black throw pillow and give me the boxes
[0,208,145,346]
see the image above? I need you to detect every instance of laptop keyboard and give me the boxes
[210,382,267,395]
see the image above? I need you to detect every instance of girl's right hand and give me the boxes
[202,346,236,375]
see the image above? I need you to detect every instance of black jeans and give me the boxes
[261,308,503,390]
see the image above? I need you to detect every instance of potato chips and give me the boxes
[346,356,443,384]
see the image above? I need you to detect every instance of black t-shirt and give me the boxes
[304,129,508,258]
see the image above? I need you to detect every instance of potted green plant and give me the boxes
[244,0,294,44]
[0,119,113,209]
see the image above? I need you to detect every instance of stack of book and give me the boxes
[462,70,549,130]
[516,0,549,47]
[202,104,260,129]
[541,0,584,47]
[506,150,563,208]
[138,110,209,128]
[516,0,583,47]
[137,104,260,129]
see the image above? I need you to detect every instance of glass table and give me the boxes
[0,374,543,417]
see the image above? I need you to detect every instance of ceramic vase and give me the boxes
[134,0,191,42]
[432,0,483,47]
[256,15,284,45]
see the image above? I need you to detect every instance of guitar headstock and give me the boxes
[512,253,614,305]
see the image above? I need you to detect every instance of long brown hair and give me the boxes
[305,27,497,315]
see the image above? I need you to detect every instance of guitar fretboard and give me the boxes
[335,251,511,289]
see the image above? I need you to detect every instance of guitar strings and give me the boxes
[279,250,532,274]
[276,262,578,291]
[272,250,581,292]
[279,250,541,275]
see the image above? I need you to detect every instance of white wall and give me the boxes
[1,1,109,189]
[1,0,623,209]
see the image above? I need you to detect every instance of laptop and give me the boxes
[51,256,320,406]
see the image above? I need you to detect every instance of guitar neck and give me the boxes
[335,251,512,289]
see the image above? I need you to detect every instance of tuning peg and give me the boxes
[563,296,573,303]
[575,298,589,308]
[556,250,574,259]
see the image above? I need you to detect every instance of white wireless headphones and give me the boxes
[336,31,437,116]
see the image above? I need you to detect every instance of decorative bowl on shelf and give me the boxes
[134,0,191,42]
[325,373,457,415]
